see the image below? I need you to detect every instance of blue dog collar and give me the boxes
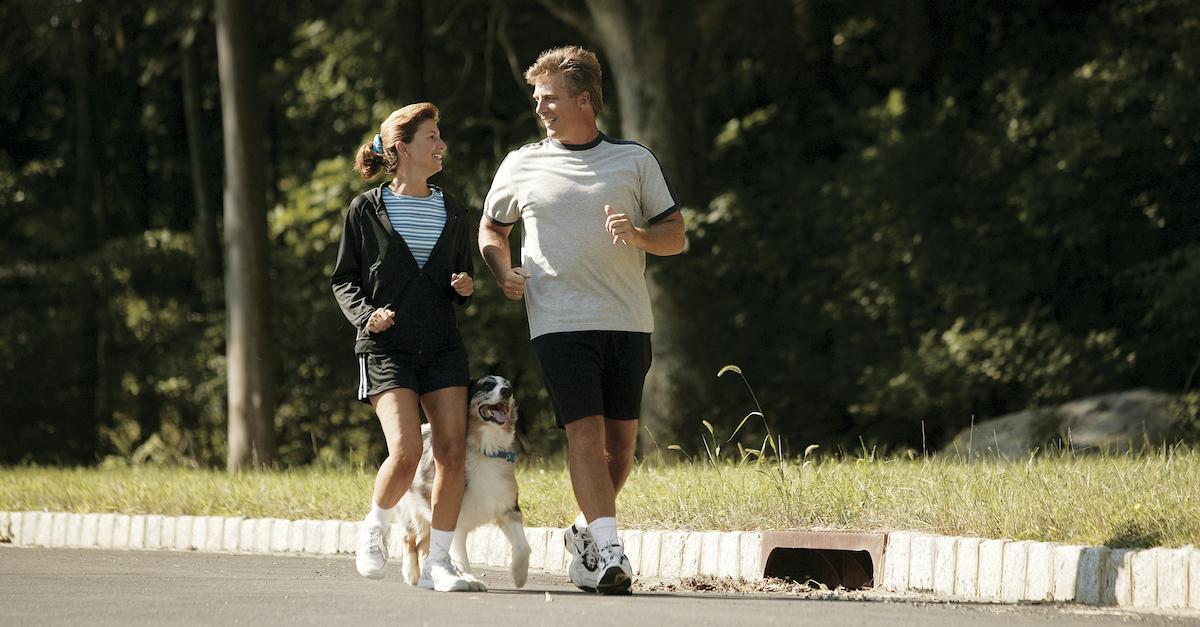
[486,450,516,463]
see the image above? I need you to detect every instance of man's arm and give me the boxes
[478,215,529,300]
[605,206,686,256]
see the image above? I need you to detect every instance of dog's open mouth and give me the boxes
[479,402,511,424]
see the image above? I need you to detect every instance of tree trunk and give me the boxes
[584,0,705,439]
[215,0,276,471]
[386,0,426,102]
[72,0,105,461]
[180,22,221,294]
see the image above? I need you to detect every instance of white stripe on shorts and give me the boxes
[358,354,368,400]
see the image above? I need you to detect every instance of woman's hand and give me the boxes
[366,307,396,333]
[451,272,474,297]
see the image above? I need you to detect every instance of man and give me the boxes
[479,46,685,595]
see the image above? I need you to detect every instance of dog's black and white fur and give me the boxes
[395,375,531,587]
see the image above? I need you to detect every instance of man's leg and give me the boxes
[604,418,638,495]
[564,415,617,521]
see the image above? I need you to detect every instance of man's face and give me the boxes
[532,74,590,141]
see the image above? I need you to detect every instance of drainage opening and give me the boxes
[762,547,875,590]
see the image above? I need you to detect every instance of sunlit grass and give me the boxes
[3,449,1197,549]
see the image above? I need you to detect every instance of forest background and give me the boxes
[2,0,1198,469]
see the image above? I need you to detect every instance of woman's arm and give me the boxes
[330,204,375,329]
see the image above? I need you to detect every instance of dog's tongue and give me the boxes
[489,407,509,424]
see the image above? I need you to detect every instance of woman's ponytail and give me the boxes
[354,142,382,179]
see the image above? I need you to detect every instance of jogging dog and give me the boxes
[394,375,531,589]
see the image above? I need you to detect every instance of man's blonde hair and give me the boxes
[524,46,604,116]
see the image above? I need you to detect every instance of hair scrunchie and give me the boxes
[371,134,384,156]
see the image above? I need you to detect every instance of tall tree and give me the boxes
[215,0,276,471]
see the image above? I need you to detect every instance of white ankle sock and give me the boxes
[365,503,393,528]
[429,528,454,561]
[573,513,588,530]
[588,516,618,549]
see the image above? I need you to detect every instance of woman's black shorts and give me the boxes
[356,343,469,402]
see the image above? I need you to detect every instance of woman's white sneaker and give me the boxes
[355,524,390,579]
[418,555,474,592]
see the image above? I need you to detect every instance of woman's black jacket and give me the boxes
[331,182,474,355]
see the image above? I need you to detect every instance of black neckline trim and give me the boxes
[555,133,606,151]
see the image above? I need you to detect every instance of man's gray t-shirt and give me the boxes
[484,134,678,339]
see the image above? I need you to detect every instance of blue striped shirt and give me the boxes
[382,186,446,268]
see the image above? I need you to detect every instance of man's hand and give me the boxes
[366,307,396,333]
[450,272,474,297]
[502,267,530,300]
[604,204,641,247]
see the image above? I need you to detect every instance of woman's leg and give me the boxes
[420,386,467,532]
[370,387,424,510]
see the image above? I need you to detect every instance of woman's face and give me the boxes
[398,118,446,175]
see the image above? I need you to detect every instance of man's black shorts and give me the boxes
[531,331,652,427]
[356,343,469,402]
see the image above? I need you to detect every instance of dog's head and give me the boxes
[468,375,518,453]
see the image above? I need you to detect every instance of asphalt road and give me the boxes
[0,547,1193,626]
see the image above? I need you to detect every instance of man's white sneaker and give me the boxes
[418,554,474,592]
[355,524,389,579]
[568,541,632,595]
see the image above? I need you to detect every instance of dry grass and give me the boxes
[2,448,1197,549]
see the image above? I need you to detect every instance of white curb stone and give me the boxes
[681,532,702,577]
[222,517,243,552]
[977,539,1006,600]
[0,512,8,542]
[621,530,643,577]
[700,531,721,576]
[525,528,545,570]
[933,536,957,596]
[191,516,209,551]
[237,518,256,552]
[954,537,981,598]
[50,513,68,547]
[1025,541,1056,601]
[66,514,84,548]
[544,527,565,573]
[303,520,322,554]
[1157,548,1189,609]
[882,531,911,591]
[112,515,131,549]
[319,520,339,555]
[1131,549,1158,609]
[739,533,762,581]
[718,532,741,578]
[253,518,272,553]
[660,531,686,578]
[4,512,19,544]
[129,516,146,550]
[160,516,176,549]
[35,512,52,547]
[909,534,935,591]
[1051,545,1083,602]
[1001,541,1032,602]
[1102,549,1133,607]
[144,515,163,550]
[98,514,118,549]
[81,513,100,548]
[1189,549,1200,611]
[204,517,224,551]
[270,518,289,553]
[338,522,358,555]
[289,520,308,553]
[173,516,194,551]
[640,531,663,577]
[20,512,39,546]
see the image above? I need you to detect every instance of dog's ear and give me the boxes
[467,377,478,390]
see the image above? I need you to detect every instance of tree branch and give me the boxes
[535,0,595,37]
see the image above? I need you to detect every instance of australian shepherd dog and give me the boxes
[395,375,531,588]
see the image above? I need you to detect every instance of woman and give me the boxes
[331,103,480,592]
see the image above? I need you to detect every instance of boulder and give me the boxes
[944,389,1186,457]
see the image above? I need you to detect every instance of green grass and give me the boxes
[2,451,1198,549]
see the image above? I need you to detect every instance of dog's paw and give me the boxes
[511,548,530,588]
[462,572,488,592]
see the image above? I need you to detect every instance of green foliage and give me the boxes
[2,0,1199,466]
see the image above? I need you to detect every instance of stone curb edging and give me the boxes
[880,531,1200,612]
[0,511,762,581]
[2,511,1197,612]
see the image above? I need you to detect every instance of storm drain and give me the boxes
[757,531,887,590]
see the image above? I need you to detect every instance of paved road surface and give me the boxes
[0,547,1191,626]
